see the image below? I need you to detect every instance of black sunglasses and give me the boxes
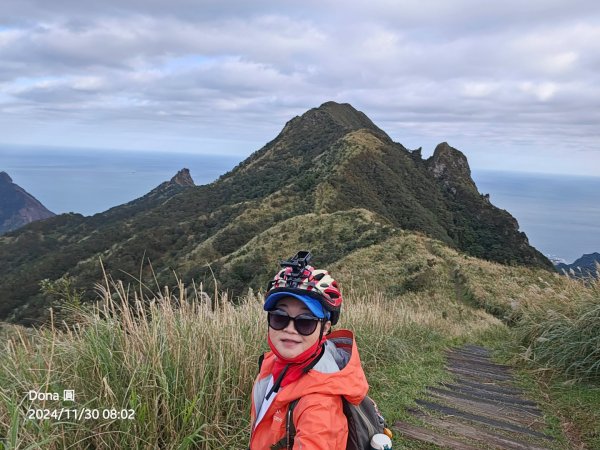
[267,310,323,336]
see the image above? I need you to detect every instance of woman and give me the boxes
[249,252,369,449]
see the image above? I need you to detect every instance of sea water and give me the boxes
[1,147,598,264]
[473,170,600,264]
[1,146,240,216]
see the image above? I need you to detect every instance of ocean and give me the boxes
[1,146,241,216]
[1,147,598,264]
[472,170,600,264]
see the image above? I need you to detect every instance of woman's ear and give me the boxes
[324,320,332,335]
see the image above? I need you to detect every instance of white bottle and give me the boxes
[370,433,392,450]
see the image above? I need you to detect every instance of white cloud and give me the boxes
[519,81,559,101]
[543,51,579,72]
[0,1,599,175]
[461,82,500,98]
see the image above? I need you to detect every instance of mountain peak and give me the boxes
[430,142,470,174]
[278,101,390,142]
[0,171,55,234]
[427,142,477,193]
[0,171,13,183]
[219,101,392,186]
[315,101,389,137]
[170,168,195,187]
[148,168,195,195]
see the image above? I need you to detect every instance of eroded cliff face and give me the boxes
[424,142,550,268]
[427,142,478,194]
[0,171,55,234]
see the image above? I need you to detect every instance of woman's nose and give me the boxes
[283,319,298,334]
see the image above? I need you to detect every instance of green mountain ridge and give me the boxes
[0,102,551,326]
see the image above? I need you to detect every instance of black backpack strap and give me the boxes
[270,399,300,450]
[257,353,265,374]
[287,399,300,449]
[270,438,286,450]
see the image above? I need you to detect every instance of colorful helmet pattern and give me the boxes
[265,262,343,325]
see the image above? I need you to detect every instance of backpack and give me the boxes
[270,394,388,450]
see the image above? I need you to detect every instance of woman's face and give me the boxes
[268,296,331,359]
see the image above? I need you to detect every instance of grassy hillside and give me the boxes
[1,232,597,449]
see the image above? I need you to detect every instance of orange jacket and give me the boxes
[249,329,369,450]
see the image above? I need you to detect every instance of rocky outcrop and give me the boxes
[100,168,196,219]
[170,168,195,187]
[148,168,195,195]
[0,171,55,234]
[427,142,478,194]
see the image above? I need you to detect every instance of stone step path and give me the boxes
[393,345,555,449]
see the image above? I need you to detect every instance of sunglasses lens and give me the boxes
[268,312,290,330]
[268,311,320,335]
[294,317,318,336]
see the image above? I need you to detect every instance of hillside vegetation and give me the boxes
[0,102,551,326]
[1,228,599,448]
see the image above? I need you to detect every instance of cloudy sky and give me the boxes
[1,0,599,176]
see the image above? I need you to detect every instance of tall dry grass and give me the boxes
[456,257,600,382]
[514,271,600,381]
[0,272,502,449]
[1,275,266,449]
